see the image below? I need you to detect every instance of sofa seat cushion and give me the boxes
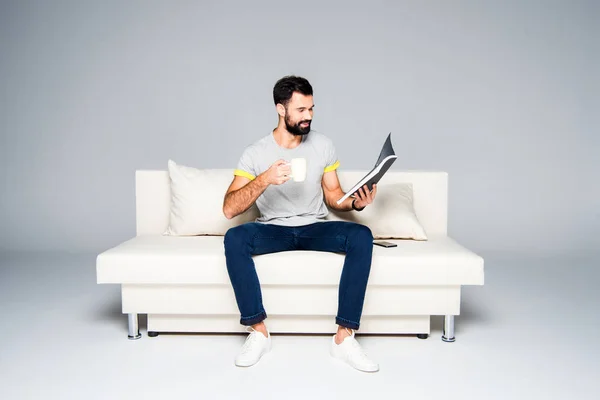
[96,235,483,286]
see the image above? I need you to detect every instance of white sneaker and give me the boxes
[235,326,271,367]
[330,329,379,372]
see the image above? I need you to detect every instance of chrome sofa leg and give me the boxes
[442,315,456,342]
[128,313,141,340]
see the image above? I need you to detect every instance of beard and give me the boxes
[285,114,311,136]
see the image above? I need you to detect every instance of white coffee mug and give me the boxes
[288,158,307,182]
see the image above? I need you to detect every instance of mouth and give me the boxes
[300,122,310,128]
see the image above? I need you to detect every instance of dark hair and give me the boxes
[273,75,313,107]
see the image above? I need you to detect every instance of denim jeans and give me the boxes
[223,221,373,330]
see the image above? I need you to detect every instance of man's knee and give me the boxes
[347,223,373,247]
[224,224,254,252]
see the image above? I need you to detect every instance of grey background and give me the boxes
[1,0,598,256]
[1,3,599,397]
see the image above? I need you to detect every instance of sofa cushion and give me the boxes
[326,182,427,240]
[164,160,260,236]
[96,235,484,286]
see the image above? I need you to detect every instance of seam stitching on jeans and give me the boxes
[241,311,265,320]
[336,316,359,328]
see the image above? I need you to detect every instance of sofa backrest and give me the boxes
[135,170,448,236]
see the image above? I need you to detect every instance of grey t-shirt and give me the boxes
[234,130,340,227]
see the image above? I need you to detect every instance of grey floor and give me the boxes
[0,250,598,400]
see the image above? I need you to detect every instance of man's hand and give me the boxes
[262,159,291,185]
[352,184,377,210]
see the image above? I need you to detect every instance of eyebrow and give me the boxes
[297,105,315,110]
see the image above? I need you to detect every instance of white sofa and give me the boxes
[96,169,484,342]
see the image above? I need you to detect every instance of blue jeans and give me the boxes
[223,221,374,330]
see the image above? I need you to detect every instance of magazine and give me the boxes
[336,133,397,205]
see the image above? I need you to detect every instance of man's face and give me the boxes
[282,92,314,136]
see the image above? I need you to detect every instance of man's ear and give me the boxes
[276,103,286,118]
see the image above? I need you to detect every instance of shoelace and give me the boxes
[339,328,369,362]
[240,327,262,356]
[346,337,373,364]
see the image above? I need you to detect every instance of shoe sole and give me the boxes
[330,348,379,373]
[235,340,272,367]
[330,356,379,372]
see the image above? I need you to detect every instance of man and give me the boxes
[222,75,379,372]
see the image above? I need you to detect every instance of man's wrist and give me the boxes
[352,198,365,212]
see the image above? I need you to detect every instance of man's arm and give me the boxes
[223,159,291,219]
[222,175,269,219]
[321,170,377,212]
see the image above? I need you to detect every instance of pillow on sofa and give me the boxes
[325,182,428,240]
[164,160,260,236]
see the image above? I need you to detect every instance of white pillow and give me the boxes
[164,160,260,236]
[325,182,428,240]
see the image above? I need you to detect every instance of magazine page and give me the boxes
[336,133,397,205]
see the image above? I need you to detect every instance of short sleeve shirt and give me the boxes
[234,131,340,226]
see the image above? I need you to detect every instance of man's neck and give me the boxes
[272,126,303,149]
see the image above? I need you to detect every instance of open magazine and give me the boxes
[336,133,397,205]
